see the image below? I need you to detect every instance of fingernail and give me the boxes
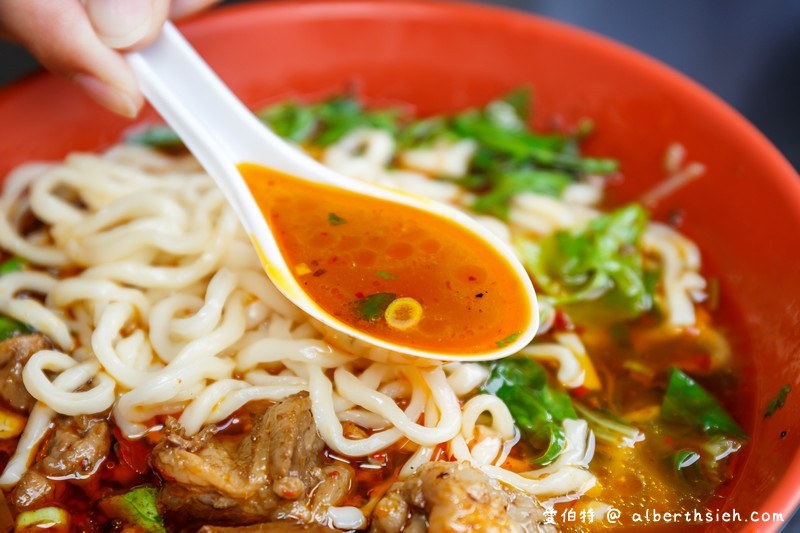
[73,74,141,118]
[85,0,154,49]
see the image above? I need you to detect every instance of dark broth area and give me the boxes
[239,163,532,354]
[549,297,753,532]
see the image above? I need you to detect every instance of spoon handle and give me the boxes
[127,22,326,236]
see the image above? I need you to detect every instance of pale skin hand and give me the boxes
[0,0,220,117]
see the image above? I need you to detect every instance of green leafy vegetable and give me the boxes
[356,293,396,321]
[0,259,33,340]
[0,316,31,341]
[259,96,400,147]
[0,257,25,275]
[764,384,791,418]
[98,486,165,533]
[518,204,655,318]
[440,87,617,217]
[258,102,317,143]
[660,368,747,440]
[328,212,347,226]
[472,169,572,219]
[481,357,576,464]
[376,271,398,280]
[396,117,454,147]
[126,126,183,150]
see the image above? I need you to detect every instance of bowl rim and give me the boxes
[3,0,800,529]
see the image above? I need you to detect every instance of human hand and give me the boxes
[0,0,220,117]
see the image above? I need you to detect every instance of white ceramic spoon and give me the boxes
[127,22,538,362]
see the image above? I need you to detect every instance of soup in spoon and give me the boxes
[240,162,533,355]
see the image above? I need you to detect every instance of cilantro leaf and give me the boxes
[328,212,347,226]
[517,204,655,318]
[356,293,396,321]
[126,126,183,150]
[495,332,521,347]
[258,102,317,143]
[472,169,572,219]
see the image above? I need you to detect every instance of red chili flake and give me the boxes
[639,314,656,326]
[468,276,476,281]
[355,292,365,299]
[679,353,712,373]
[328,256,339,264]
[553,309,575,331]
[663,436,674,446]
[571,385,590,400]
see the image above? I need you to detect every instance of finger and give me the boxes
[83,0,170,50]
[169,0,221,19]
[0,0,142,117]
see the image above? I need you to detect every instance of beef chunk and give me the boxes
[153,392,353,526]
[0,334,50,412]
[11,415,111,510]
[371,462,558,533]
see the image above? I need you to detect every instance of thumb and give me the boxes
[83,0,170,50]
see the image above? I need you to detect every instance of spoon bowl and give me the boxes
[127,22,538,362]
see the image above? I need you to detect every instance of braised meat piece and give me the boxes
[11,415,111,509]
[371,462,558,533]
[153,392,353,525]
[0,333,50,412]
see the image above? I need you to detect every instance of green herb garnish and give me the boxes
[259,96,401,147]
[481,357,576,464]
[98,486,166,533]
[518,204,655,319]
[376,271,398,280]
[472,169,572,219]
[258,102,317,143]
[0,316,31,341]
[495,332,521,348]
[356,293,396,321]
[328,212,347,226]
[660,368,746,440]
[764,384,791,418]
[126,126,183,150]
[0,257,25,275]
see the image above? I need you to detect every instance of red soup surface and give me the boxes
[239,162,532,354]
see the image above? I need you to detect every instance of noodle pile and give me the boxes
[0,128,708,522]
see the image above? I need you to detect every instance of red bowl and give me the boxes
[1,1,798,530]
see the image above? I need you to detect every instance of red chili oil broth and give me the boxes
[238,162,532,355]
